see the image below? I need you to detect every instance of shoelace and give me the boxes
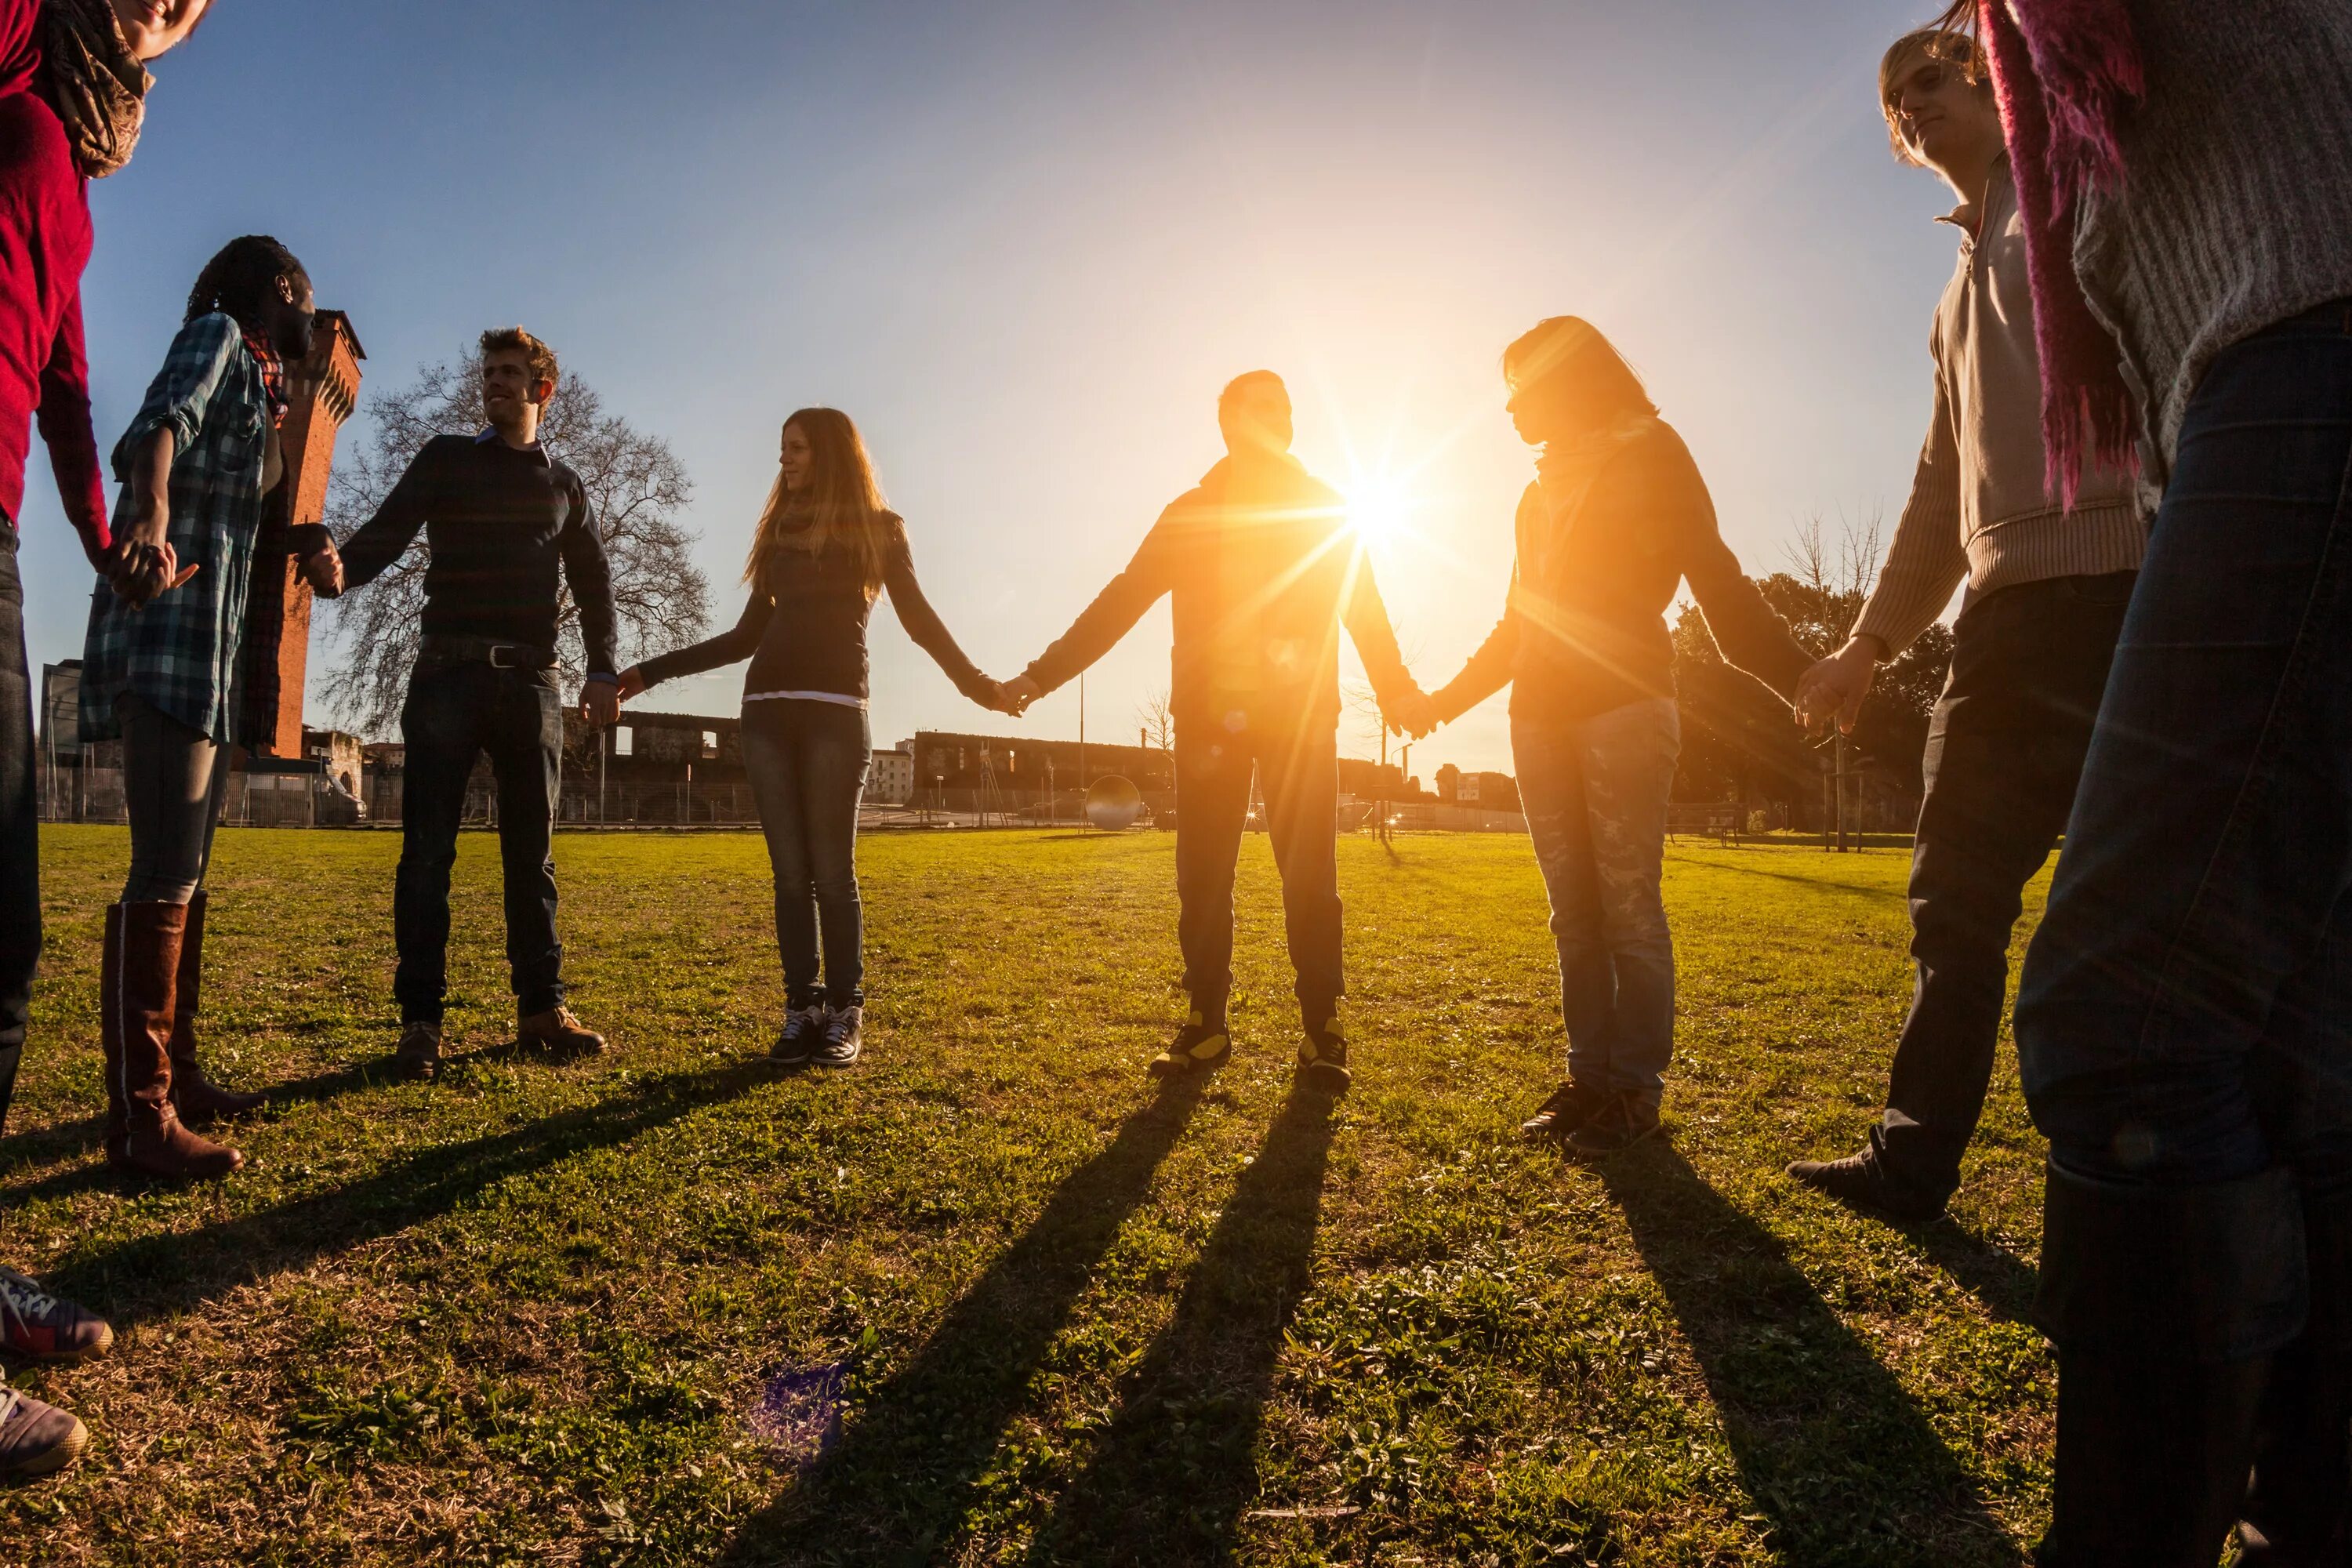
[0,1271,60,1326]
[0,1387,21,1425]
[824,1011,858,1044]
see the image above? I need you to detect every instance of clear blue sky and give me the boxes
[16,0,1958,779]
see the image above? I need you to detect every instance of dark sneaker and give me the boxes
[1566,1094,1661,1159]
[0,1269,113,1363]
[394,1021,442,1081]
[1786,1149,1948,1224]
[1296,1010,1351,1095]
[1149,1011,1231,1077]
[771,1005,824,1066]
[813,1005,862,1069]
[519,1006,608,1058]
[0,1385,87,1479]
[1519,1080,1610,1141]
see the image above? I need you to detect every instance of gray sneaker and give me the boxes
[813,1005,862,1069]
[0,1384,88,1479]
[771,1005,825,1066]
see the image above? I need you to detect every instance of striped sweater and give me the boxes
[2074,0,2352,499]
[1855,158,2143,657]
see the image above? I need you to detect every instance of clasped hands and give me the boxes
[1791,636,1881,739]
[96,514,344,609]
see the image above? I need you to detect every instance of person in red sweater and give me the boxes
[0,0,214,1485]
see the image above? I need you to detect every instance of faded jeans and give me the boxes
[1512,698,1682,1109]
[741,699,871,1010]
[0,524,32,1131]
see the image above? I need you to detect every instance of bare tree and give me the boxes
[1780,509,1884,600]
[1137,687,1176,753]
[318,350,711,736]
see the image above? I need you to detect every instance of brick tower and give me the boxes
[242,310,363,757]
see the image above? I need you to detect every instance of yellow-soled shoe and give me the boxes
[1148,1010,1232,1077]
[1297,1009,1352,1094]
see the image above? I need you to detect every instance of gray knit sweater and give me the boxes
[2074,0,2352,495]
[1856,158,2143,657]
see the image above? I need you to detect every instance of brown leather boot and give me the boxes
[518,1005,606,1057]
[166,891,264,1126]
[99,903,128,1169]
[115,902,242,1181]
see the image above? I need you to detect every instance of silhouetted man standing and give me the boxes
[1005,372,1427,1092]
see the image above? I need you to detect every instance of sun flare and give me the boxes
[1343,471,1416,549]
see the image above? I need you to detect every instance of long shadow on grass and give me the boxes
[1664,851,1907,904]
[36,1059,774,1328]
[1017,1091,1334,1565]
[0,1059,387,1198]
[719,1077,1207,1566]
[1908,1221,2038,1327]
[1599,1145,2022,1566]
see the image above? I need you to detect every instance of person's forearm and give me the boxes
[117,428,175,546]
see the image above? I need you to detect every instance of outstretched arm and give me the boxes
[1431,582,1522,724]
[884,523,1002,706]
[336,441,440,593]
[35,291,109,571]
[630,590,772,694]
[1339,544,1431,731]
[1018,514,1178,698]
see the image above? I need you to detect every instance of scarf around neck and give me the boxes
[37,0,151,179]
[1976,0,2144,502]
[240,326,289,427]
[1518,409,1661,597]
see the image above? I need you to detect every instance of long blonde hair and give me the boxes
[744,408,890,596]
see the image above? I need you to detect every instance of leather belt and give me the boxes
[416,634,557,670]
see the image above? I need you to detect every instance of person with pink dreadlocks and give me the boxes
[1967,0,2352,1560]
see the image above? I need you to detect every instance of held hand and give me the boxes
[110,542,196,607]
[1001,674,1044,715]
[1385,685,1440,740]
[580,680,622,729]
[298,541,344,598]
[1795,638,1878,737]
[974,677,1022,717]
[615,666,648,702]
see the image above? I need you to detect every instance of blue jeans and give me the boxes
[0,524,34,1132]
[742,700,870,1010]
[1512,698,1682,1108]
[394,661,566,1024]
[2017,300,2352,1196]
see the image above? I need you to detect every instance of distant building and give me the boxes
[1455,770,1520,811]
[911,730,1176,796]
[869,743,915,805]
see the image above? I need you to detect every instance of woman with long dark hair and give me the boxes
[78,234,342,1183]
[1424,317,1809,1157]
[619,409,1009,1065]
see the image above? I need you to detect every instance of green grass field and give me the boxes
[0,826,2053,1566]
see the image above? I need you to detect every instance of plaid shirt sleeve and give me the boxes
[111,312,244,477]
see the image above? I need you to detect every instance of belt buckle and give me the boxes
[488,644,521,670]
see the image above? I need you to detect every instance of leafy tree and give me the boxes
[1671,514,1953,822]
[319,350,711,736]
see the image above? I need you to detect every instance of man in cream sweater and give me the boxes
[1784,27,2143,1223]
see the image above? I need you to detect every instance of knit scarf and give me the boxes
[1976,0,2145,503]
[37,0,150,179]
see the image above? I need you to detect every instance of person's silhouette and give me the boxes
[1005,372,1428,1092]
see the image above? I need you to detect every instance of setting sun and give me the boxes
[1344,471,1417,549]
